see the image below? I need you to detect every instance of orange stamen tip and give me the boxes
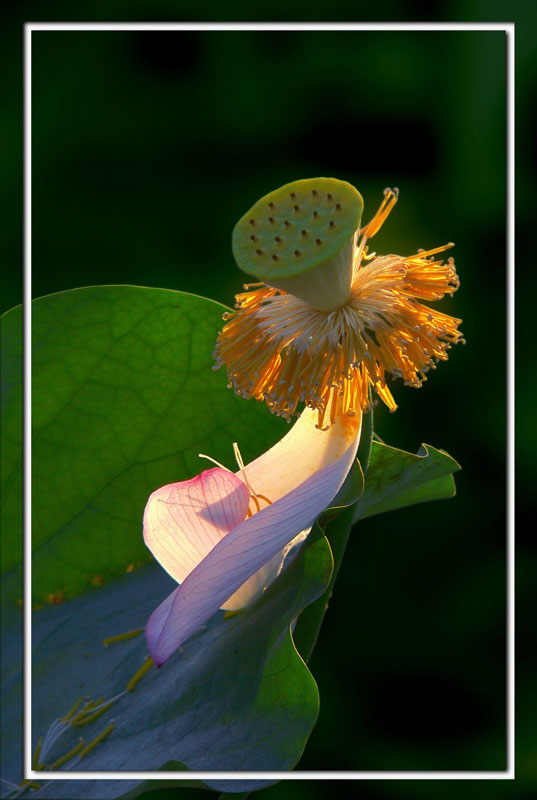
[359,187,399,240]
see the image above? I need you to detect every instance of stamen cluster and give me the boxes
[214,189,464,427]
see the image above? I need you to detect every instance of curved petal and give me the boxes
[223,527,311,610]
[238,405,362,502]
[143,468,249,585]
[147,422,360,666]
[143,465,286,613]
[224,404,363,610]
[220,548,287,611]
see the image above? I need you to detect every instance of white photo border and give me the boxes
[23,20,515,783]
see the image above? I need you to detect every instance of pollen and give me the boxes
[214,187,463,426]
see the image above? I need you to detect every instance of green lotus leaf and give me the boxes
[354,440,460,522]
[1,285,288,608]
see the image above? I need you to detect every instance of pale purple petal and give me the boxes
[145,585,181,661]
[143,468,249,585]
[147,446,357,666]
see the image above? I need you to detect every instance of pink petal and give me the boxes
[147,448,356,666]
[143,468,249,585]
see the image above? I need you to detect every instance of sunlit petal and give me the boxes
[147,420,359,666]
[143,468,249,585]
[242,404,361,501]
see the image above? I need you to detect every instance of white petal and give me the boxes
[238,404,361,502]
[220,548,288,611]
[224,404,363,609]
[143,468,249,585]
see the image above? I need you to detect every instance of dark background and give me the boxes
[1,1,533,798]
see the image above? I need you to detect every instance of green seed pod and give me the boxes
[232,177,363,311]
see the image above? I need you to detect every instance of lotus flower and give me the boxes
[144,404,362,666]
[214,178,463,425]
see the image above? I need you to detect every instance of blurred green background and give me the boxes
[1,1,532,797]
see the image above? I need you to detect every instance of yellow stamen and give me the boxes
[49,738,85,769]
[126,656,154,691]
[253,493,271,505]
[60,696,84,721]
[232,442,273,515]
[65,698,94,720]
[407,242,455,260]
[102,628,143,647]
[77,723,115,761]
[214,188,462,425]
[32,737,44,771]
[214,243,462,424]
[249,493,261,513]
[359,187,399,239]
[89,696,105,709]
[198,453,230,471]
[232,442,251,486]
[199,443,273,519]
[72,699,114,727]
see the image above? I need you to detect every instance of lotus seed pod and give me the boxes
[232,177,363,311]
